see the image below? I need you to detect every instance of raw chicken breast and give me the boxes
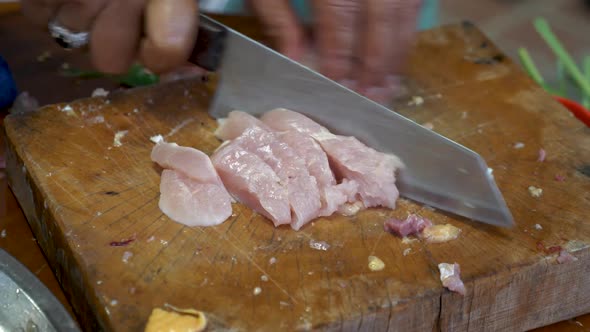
[262,108,403,209]
[319,136,403,208]
[261,108,328,136]
[151,142,233,227]
[212,143,291,226]
[277,130,358,217]
[322,179,360,217]
[215,110,270,141]
[214,110,354,219]
[159,170,233,226]
[276,130,335,187]
[233,126,321,230]
[151,142,225,188]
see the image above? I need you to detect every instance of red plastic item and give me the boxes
[554,96,590,127]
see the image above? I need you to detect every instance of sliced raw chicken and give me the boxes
[262,108,403,209]
[322,180,360,217]
[277,130,358,216]
[213,110,354,219]
[276,130,335,188]
[212,142,291,226]
[215,110,270,141]
[151,142,225,188]
[320,136,402,208]
[159,170,233,226]
[151,142,233,227]
[232,126,321,230]
[260,108,329,136]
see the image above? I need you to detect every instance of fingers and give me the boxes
[54,0,108,31]
[90,0,145,74]
[22,0,199,75]
[21,0,58,27]
[159,64,208,83]
[388,0,422,76]
[311,0,361,87]
[248,0,305,60]
[360,0,421,103]
[359,1,395,87]
[139,0,199,74]
[305,0,419,103]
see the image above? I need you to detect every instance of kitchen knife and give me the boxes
[188,14,514,228]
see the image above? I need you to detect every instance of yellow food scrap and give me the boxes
[368,255,385,271]
[408,96,424,106]
[422,224,461,243]
[144,307,207,332]
[36,51,51,62]
[528,186,543,197]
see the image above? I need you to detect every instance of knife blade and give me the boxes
[188,14,514,228]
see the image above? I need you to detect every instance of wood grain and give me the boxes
[3,22,590,332]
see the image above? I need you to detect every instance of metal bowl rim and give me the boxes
[0,248,80,332]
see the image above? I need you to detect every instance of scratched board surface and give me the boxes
[4,24,590,331]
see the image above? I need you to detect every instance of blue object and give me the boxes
[418,0,439,30]
[0,55,18,109]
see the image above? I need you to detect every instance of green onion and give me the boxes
[583,56,590,108]
[557,60,567,96]
[60,63,159,87]
[518,47,545,86]
[534,18,590,100]
[517,47,561,96]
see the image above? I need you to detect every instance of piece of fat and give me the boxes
[422,224,461,243]
[113,130,128,147]
[150,135,164,144]
[144,307,207,332]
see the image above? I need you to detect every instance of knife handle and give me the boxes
[188,14,228,71]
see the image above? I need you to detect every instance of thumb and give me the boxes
[140,0,199,73]
[248,0,306,60]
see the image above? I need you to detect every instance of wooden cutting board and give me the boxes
[4,23,590,332]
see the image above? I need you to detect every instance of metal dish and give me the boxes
[0,249,80,332]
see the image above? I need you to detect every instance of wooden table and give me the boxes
[1,6,589,332]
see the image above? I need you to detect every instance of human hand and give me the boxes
[249,0,422,103]
[21,0,199,75]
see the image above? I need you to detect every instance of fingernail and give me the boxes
[338,79,358,91]
[147,0,197,48]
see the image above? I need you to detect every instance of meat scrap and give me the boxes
[537,149,546,162]
[110,236,136,247]
[556,250,578,264]
[528,186,543,197]
[438,263,466,295]
[536,241,563,254]
[422,224,462,243]
[384,214,461,243]
[384,214,433,238]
